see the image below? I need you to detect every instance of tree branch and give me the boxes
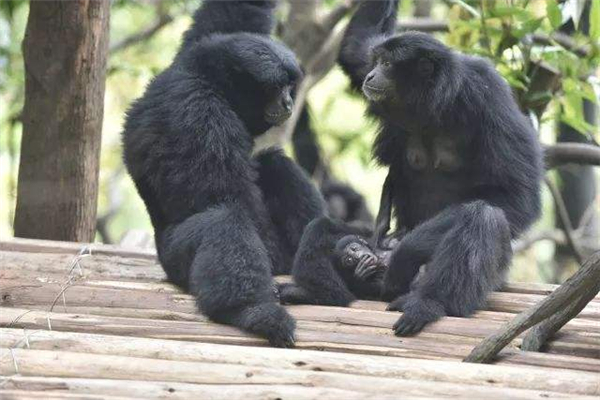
[544,143,600,169]
[110,13,174,54]
[464,251,600,363]
[520,287,599,352]
[531,32,591,58]
[545,176,585,264]
[397,18,449,32]
[319,0,355,32]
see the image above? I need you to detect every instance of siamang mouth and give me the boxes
[362,84,387,101]
[265,111,292,125]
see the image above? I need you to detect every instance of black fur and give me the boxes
[335,1,543,335]
[279,217,380,306]
[122,0,325,347]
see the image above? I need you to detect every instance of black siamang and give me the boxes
[284,1,543,336]
[122,0,325,347]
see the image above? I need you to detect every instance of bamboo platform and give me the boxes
[1,238,599,399]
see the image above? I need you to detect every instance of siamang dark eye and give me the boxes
[350,245,359,251]
[382,60,392,68]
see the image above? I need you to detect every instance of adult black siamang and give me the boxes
[122,0,325,347]
[283,1,543,336]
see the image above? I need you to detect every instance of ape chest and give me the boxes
[403,134,464,174]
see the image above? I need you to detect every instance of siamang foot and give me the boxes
[266,319,296,348]
[277,282,314,305]
[254,302,297,348]
[222,302,296,348]
[390,295,445,336]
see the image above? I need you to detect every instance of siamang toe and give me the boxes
[267,328,296,348]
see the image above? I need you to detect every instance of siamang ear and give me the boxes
[417,57,434,77]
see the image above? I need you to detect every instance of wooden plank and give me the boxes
[3,246,600,302]
[0,251,165,282]
[0,238,156,260]
[1,348,598,398]
[2,278,598,350]
[2,328,599,389]
[0,390,136,400]
[0,385,416,400]
[2,308,599,372]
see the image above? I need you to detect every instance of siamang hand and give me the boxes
[354,254,384,281]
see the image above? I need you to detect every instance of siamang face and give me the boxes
[363,32,451,106]
[336,236,376,269]
[226,34,302,132]
[264,84,295,126]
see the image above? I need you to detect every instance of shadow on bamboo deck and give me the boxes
[1,238,599,399]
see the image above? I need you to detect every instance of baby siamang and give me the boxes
[279,219,387,304]
[284,1,542,336]
[122,0,325,347]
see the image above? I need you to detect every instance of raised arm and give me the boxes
[182,0,276,48]
[338,0,399,90]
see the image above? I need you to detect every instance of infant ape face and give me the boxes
[334,235,381,281]
[363,32,454,105]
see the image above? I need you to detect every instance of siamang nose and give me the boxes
[281,91,293,112]
[365,71,375,83]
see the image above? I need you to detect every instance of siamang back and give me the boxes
[122,0,325,347]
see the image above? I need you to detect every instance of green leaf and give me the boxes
[546,0,563,29]
[591,0,600,42]
[560,114,596,134]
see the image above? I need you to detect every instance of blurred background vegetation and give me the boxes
[1,0,598,284]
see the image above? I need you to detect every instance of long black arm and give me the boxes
[371,171,394,248]
[338,0,399,90]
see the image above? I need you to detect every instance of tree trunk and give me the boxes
[14,0,110,242]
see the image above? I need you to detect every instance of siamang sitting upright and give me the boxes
[122,0,325,347]
[282,1,543,336]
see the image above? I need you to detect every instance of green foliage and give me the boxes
[546,0,563,29]
[591,0,600,41]
[447,0,600,137]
